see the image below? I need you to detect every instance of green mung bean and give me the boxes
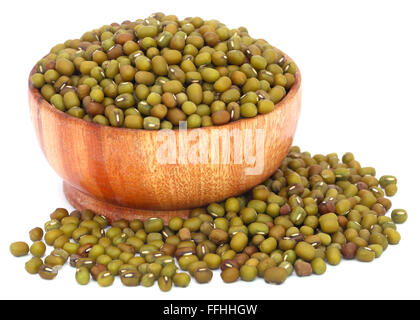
[25,257,43,274]
[173,272,191,287]
[10,242,29,257]
[121,271,142,286]
[263,267,287,284]
[30,241,46,257]
[29,228,44,242]
[97,271,115,287]
[75,267,91,285]
[221,267,240,283]
[391,209,407,224]
[39,264,58,280]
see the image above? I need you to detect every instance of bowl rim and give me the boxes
[29,59,301,134]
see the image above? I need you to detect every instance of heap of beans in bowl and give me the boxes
[30,13,297,129]
[10,147,407,290]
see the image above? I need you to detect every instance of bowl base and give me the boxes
[63,182,191,223]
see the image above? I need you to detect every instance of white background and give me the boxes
[0,0,419,300]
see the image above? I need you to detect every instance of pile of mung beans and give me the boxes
[30,13,297,129]
[10,147,407,289]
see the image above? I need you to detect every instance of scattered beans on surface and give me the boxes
[10,147,406,290]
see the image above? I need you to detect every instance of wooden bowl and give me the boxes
[28,65,301,223]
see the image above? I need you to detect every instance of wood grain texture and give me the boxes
[63,181,190,223]
[28,64,301,221]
